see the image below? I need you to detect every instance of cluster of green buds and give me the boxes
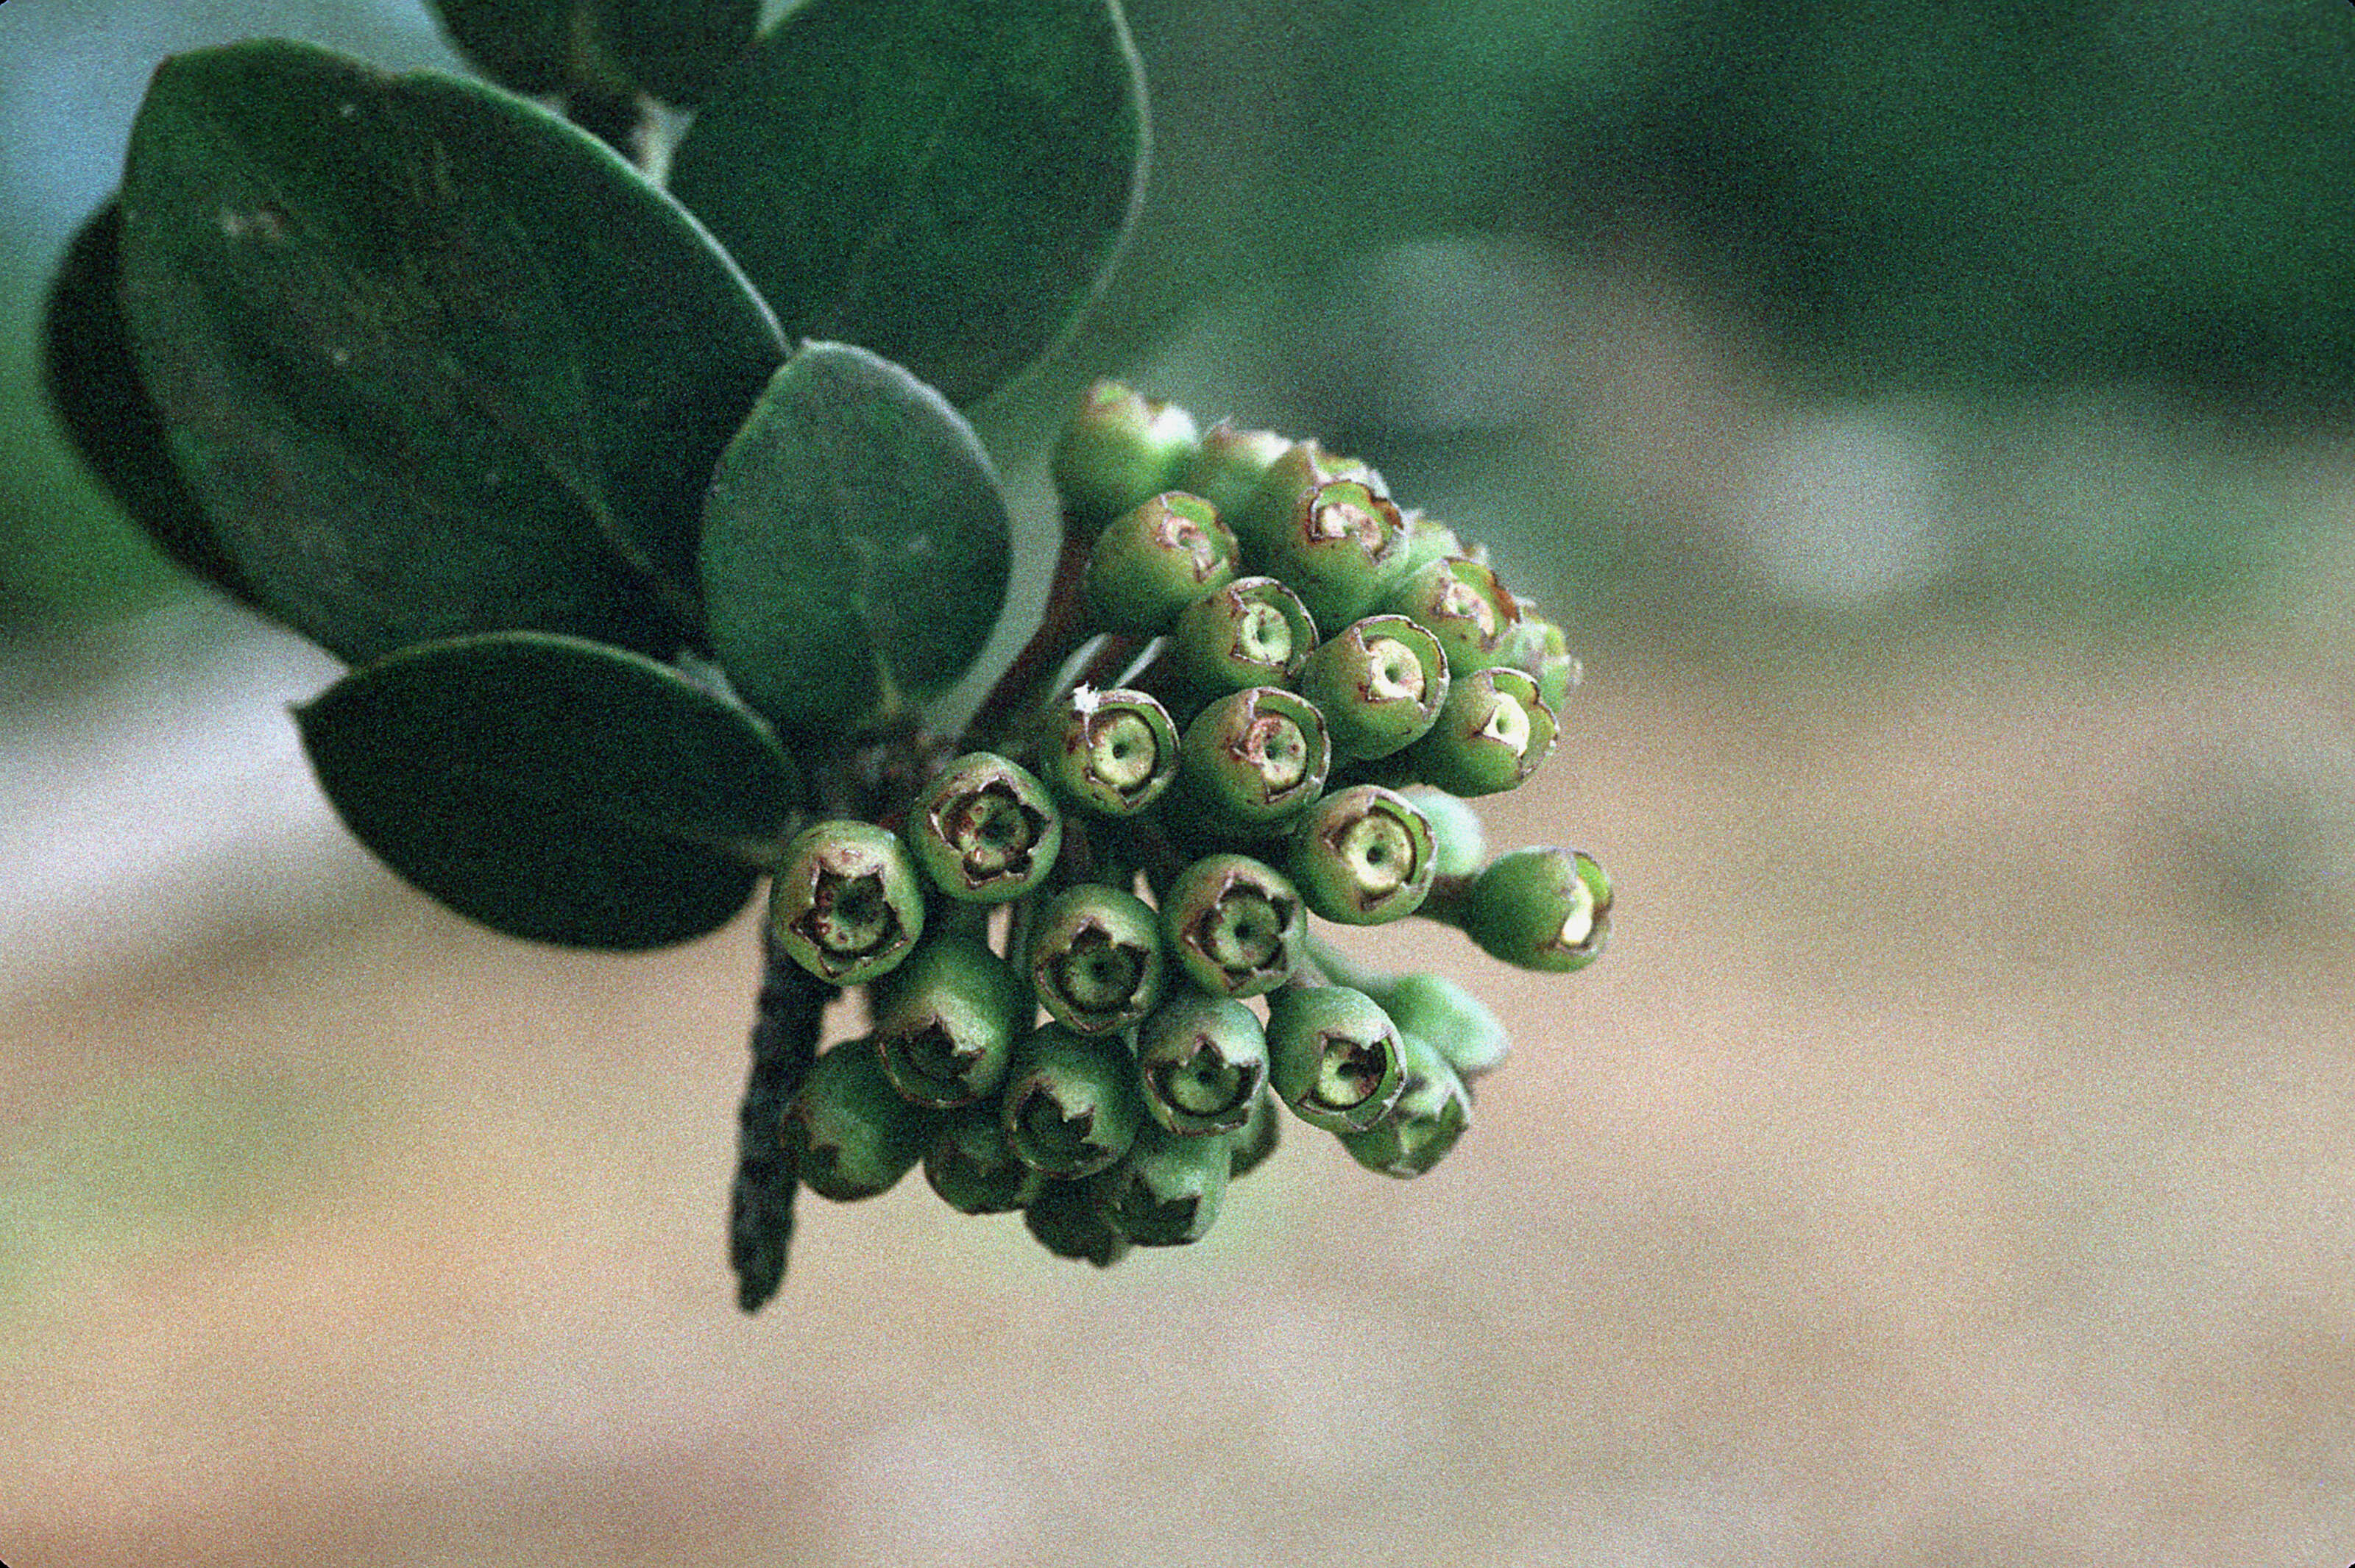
[737,381,1611,1302]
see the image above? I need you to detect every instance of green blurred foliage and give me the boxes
[10,0,2354,643]
[1576,0,2355,418]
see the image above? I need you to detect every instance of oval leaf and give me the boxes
[702,342,1011,742]
[296,631,804,950]
[425,0,579,96]
[596,0,761,107]
[118,39,786,666]
[430,0,759,107]
[42,197,268,615]
[668,0,1148,407]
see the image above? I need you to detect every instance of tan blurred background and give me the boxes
[7,2,2355,1564]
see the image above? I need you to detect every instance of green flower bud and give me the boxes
[782,1038,936,1201]
[1160,853,1306,997]
[1169,575,1318,695]
[1264,985,1408,1133]
[1085,492,1239,636]
[1229,439,1381,564]
[1497,610,1580,714]
[1225,1085,1283,1178]
[1378,555,1520,675]
[1257,478,1412,630]
[1461,846,1612,972]
[1400,786,1487,878]
[1336,1029,1471,1178]
[1400,510,1468,575]
[1294,614,1448,762]
[1052,380,1200,537]
[1178,686,1331,827]
[769,820,925,985]
[1000,1024,1145,1177]
[1046,686,1181,817]
[1027,884,1165,1035]
[1286,784,1436,925]
[1375,970,1509,1079]
[1099,1119,1230,1246]
[907,752,1062,904]
[1179,419,1292,519]
[1023,1175,1129,1267]
[1304,939,1510,1078]
[1405,665,1558,798]
[1133,992,1269,1136]
[870,934,1021,1107]
[923,1107,1045,1215]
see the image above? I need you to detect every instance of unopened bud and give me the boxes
[1460,846,1612,972]
[1052,380,1200,537]
[770,819,924,985]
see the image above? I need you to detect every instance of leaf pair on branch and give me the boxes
[46,1,1150,951]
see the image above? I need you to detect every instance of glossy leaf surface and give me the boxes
[42,198,266,614]
[297,632,802,949]
[669,0,1147,406]
[118,39,785,665]
[702,342,1010,741]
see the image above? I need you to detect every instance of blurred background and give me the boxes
[7,1,2355,1564]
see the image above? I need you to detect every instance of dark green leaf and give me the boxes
[596,0,760,107]
[296,631,803,950]
[118,39,785,666]
[429,0,759,108]
[669,0,1148,407]
[425,0,581,96]
[42,198,267,615]
[701,342,1011,741]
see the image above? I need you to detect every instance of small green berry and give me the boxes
[1228,439,1381,564]
[870,934,1021,1107]
[1180,419,1292,519]
[1023,1175,1129,1267]
[1335,1029,1471,1177]
[1133,992,1269,1136]
[1027,884,1165,1035]
[1399,510,1468,575]
[1294,613,1449,762]
[1404,664,1557,798]
[1168,575,1317,695]
[1178,685,1331,828]
[1159,852,1306,998]
[1046,686,1180,817]
[1286,784,1436,925]
[1399,785,1487,878]
[1264,984,1408,1133]
[1378,555,1520,675]
[1085,491,1238,636]
[923,1107,1045,1215]
[1052,380,1201,537]
[1099,1119,1230,1246]
[1373,970,1509,1079]
[782,1039,936,1201]
[1257,478,1412,629]
[1498,609,1580,713]
[1460,846,1612,972]
[907,751,1062,904]
[1000,1024,1145,1178]
[769,820,925,985]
